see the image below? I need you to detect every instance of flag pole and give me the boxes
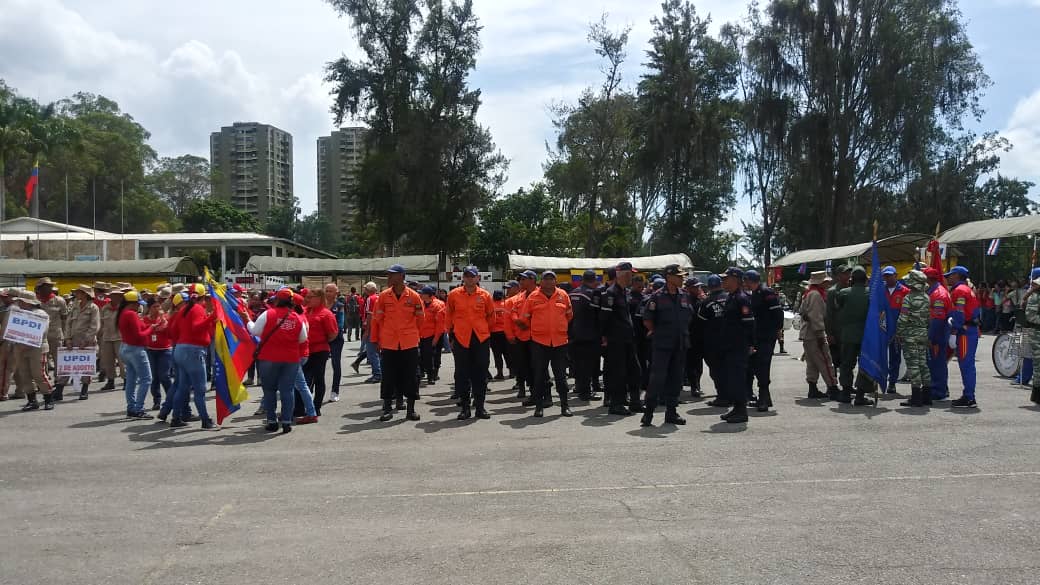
[65,174,70,260]
[92,177,97,258]
[874,220,880,408]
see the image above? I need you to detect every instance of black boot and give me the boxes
[826,386,841,401]
[79,383,89,400]
[102,380,115,391]
[559,395,572,417]
[725,402,749,424]
[406,398,420,421]
[807,382,826,399]
[757,387,772,412]
[379,400,393,422]
[664,407,686,425]
[52,385,65,401]
[640,408,653,426]
[921,388,933,405]
[837,388,853,403]
[22,393,39,411]
[43,393,55,410]
[458,403,472,420]
[901,386,923,407]
[516,384,527,400]
[853,392,874,406]
[1031,387,1040,404]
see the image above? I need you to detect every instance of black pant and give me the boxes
[747,339,775,400]
[419,336,439,380]
[490,332,509,375]
[453,333,490,408]
[646,346,686,412]
[570,339,599,397]
[329,334,344,394]
[723,347,749,406]
[703,351,726,398]
[686,345,703,390]
[604,340,640,406]
[510,339,531,389]
[345,317,360,341]
[829,341,842,373]
[530,342,570,404]
[636,336,650,390]
[380,348,419,404]
[303,351,330,414]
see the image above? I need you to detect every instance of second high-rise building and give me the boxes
[317,127,367,239]
[210,122,293,221]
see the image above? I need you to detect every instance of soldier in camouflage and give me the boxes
[898,270,932,408]
[1025,277,1040,405]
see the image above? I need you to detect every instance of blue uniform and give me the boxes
[949,281,980,400]
[643,288,693,412]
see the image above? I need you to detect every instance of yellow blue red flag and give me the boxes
[205,269,256,423]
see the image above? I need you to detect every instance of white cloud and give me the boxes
[999,88,1040,186]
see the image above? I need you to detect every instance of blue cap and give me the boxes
[650,273,662,281]
[387,264,406,274]
[520,270,537,280]
[707,275,722,288]
[944,265,969,278]
[541,270,557,279]
[492,290,504,300]
[721,267,743,280]
[616,261,638,273]
[504,280,519,289]
[582,269,597,280]
[881,266,897,276]
[1030,267,1040,280]
[419,285,435,295]
[744,269,761,282]
[652,279,665,289]
[463,265,480,277]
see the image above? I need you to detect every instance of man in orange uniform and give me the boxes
[521,271,574,417]
[418,286,446,386]
[370,264,424,422]
[445,266,495,420]
[509,271,537,401]
[490,290,511,379]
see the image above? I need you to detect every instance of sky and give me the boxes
[1,0,1038,237]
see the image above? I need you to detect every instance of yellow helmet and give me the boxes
[124,290,140,302]
[192,283,207,297]
[172,292,184,306]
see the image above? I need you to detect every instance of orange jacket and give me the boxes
[419,297,446,339]
[445,285,494,348]
[490,299,508,333]
[508,290,532,341]
[371,287,424,351]
[520,286,572,347]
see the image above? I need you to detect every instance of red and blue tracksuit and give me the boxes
[949,282,981,400]
[927,283,951,399]
[885,283,909,388]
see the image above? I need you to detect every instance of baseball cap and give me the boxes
[923,267,943,280]
[492,290,504,300]
[944,265,969,278]
[463,265,480,277]
[881,266,897,276]
[504,280,519,289]
[387,264,406,274]
[663,264,687,277]
[519,270,537,280]
[651,279,665,289]
[275,287,294,301]
[616,261,638,273]
[836,264,853,274]
[582,269,597,280]
[541,270,557,279]
[851,265,867,276]
[684,277,700,287]
[721,267,743,280]
[420,285,435,295]
[743,270,761,282]
[707,275,722,288]
[292,293,304,306]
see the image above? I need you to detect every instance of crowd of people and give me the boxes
[7,259,1036,432]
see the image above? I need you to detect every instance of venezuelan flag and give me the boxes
[205,269,257,424]
[24,159,39,204]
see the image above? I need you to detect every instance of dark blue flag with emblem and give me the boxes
[857,238,888,391]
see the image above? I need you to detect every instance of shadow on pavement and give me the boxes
[499,415,557,429]
[626,424,678,438]
[828,405,891,418]
[793,398,828,407]
[124,423,282,449]
[339,417,407,434]
[702,421,747,433]
[415,417,477,433]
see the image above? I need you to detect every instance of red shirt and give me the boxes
[253,307,306,363]
[490,299,508,333]
[929,284,952,321]
[143,314,172,350]
[117,308,152,347]
[950,282,980,329]
[520,286,572,347]
[306,306,338,353]
[173,303,217,347]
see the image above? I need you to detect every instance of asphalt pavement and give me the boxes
[2,331,1039,585]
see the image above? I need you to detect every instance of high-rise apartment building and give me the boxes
[210,122,293,221]
[317,127,367,238]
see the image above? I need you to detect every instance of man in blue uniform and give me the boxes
[685,277,707,399]
[882,266,909,393]
[744,270,782,412]
[719,268,755,424]
[699,275,729,408]
[641,264,694,427]
[600,262,641,416]
[568,270,600,401]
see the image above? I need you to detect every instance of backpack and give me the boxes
[346,294,360,315]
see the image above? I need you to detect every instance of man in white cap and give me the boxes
[799,271,838,400]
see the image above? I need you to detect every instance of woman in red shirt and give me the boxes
[169,284,218,429]
[117,290,157,419]
[143,299,173,411]
[303,288,338,414]
[244,288,307,434]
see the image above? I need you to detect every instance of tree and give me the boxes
[469,184,574,269]
[181,199,260,233]
[325,0,506,255]
[264,198,301,240]
[147,155,212,216]
[296,211,335,252]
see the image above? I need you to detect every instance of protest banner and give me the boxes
[56,348,98,378]
[2,307,49,348]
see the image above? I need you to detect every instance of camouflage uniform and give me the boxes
[898,270,932,407]
[1025,285,1040,404]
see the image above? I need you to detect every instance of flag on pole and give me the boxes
[24,159,39,204]
[858,238,889,392]
[825,259,832,273]
[986,239,1000,256]
[798,263,807,275]
[205,269,256,424]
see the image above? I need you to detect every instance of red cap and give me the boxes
[275,288,293,301]
[292,293,304,306]
[923,267,942,280]
[232,284,245,293]
[299,287,309,297]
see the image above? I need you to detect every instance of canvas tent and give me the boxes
[507,253,694,272]
[772,234,940,267]
[939,215,1040,243]
[244,255,440,275]
[0,257,198,291]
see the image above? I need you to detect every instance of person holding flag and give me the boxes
[945,266,980,408]
[168,284,217,429]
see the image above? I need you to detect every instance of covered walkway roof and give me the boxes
[507,253,693,272]
[244,255,439,275]
[939,215,1040,244]
[772,234,939,267]
[0,257,198,277]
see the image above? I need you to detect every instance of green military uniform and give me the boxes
[836,266,874,404]
[898,270,931,407]
[1025,281,1040,404]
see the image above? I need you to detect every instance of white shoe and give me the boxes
[330,392,340,402]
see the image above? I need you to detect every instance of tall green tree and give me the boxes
[325,0,506,255]
[181,199,260,233]
[469,184,574,269]
[147,154,212,216]
[263,198,302,240]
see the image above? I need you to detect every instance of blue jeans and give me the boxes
[172,344,211,422]
[293,358,317,417]
[147,349,173,403]
[364,332,382,377]
[119,344,152,414]
[258,360,296,425]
